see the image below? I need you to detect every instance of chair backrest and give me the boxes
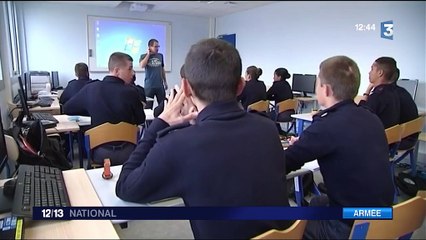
[4,134,19,163]
[252,220,307,239]
[349,196,426,239]
[276,99,298,114]
[400,115,425,139]
[248,100,269,113]
[385,124,402,145]
[85,122,139,150]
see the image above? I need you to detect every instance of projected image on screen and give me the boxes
[88,16,172,72]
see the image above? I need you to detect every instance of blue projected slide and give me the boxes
[88,16,171,72]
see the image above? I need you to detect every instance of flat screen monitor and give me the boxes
[17,76,27,103]
[292,74,317,97]
[25,71,50,100]
[51,71,61,90]
[18,89,31,118]
[397,79,418,100]
[0,106,10,177]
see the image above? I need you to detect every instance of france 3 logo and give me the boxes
[381,20,394,40]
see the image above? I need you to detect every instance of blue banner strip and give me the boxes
[342,207,392,219]
[33,206,344,220]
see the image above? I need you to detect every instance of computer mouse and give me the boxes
[3,179,17,198]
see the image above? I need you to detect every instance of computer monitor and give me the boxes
[397,79,418,100]
[18,88,31,120]
[17,76,27,103]
[292,74,317,97]
[25,71,50,100]
[51,71,62,90]
[0,107,9,178]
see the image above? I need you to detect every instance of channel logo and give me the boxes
[381,20,394,40]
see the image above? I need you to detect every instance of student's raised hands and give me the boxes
[159,86,198,126]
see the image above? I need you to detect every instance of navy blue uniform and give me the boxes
[267,80,293,103]
[395,85,419,149]
[238,80,267,110]
[59,78,96,105]
[63,76,145,128]
[63,76,145,165]
[285,100,394,239]
[116,101,293,239]
[358,83,400,129]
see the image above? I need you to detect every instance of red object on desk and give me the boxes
[102,158,113,179]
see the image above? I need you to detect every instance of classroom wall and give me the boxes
[16,1,210,90]
[215,1,426,111]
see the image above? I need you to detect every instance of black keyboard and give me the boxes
[31,112,59,123]
[11,164,71,218]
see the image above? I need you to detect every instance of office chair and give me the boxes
[4,134,20,177]
[252,220,307,239]
[247,100,270,113]
[349,196,426,239]
[275,99,298,135]
[84,122,139,169]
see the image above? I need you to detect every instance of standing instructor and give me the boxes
[139,38,168,109]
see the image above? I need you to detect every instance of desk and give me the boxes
[287,160,320,207]
[291,113,313,136]
[0,169,119,239]
[29,97,61,115]
[86,165,184,224]
[295,97,317,113]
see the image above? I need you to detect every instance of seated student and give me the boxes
[392,68,419,150]
[116,38,293,239]
[237,66,267,110]
[267,67,294,134]
[358,57,401,129]
[63,52,145,166]
[59,62,95,105]
[284,55,394,239]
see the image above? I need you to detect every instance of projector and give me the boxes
[129,3,154,12]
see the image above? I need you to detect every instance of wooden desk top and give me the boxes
[24,168,119,239]
[29,97,60,112]
[45,115,80,134]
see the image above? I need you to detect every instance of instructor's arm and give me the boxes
[139,49,150,68]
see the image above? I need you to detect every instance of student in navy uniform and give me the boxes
[63,52,145,165]
[59,62,96,105]
[139,38,168,109]
[267,67,294,134]
[358,57,400,129]
[116,38,293,239]
[392,68,419,150]
[237,66,267,110]
[284,55,394,239]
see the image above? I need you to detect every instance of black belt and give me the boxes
[100,142,131,150]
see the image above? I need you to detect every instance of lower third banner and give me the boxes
[33,206,345,220]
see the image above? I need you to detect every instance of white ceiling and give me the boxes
[50,1,277,17]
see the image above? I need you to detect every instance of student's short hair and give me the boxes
[148,39,159,47]
[375,57,398,83]
[108,52,133,71]
[180,64,185,78]
[74,62,89,79]
[184,38,242,103]
[319,55,360,101]
[246,66,262,80]
[274,68,291,80]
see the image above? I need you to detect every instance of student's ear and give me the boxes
[236,77,246,96]
[325,84,333,97]
[182,78,193,97]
